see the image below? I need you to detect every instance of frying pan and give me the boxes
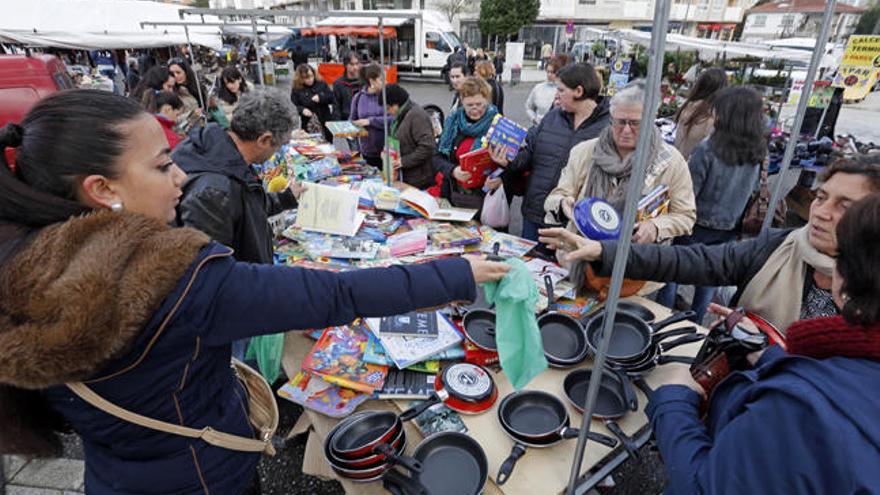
[616,300,656,323]
[324,414,421,481]
[611,332,703,374]
[399,363,497,420]
[383,432,489,495]
[538,275,589,367]
[495,390,617,485]
[584,310,696,362]
[562,367,640,460]
[326,421,406,470]
[330,410,402,459]
[461,309,497,351]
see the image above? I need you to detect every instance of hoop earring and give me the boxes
[110,202,124,213]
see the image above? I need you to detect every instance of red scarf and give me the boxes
[786,315,880,360]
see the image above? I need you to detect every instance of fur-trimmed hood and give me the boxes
[0,211,210,389]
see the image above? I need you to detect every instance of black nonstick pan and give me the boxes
[461,309,497,351]
[330,410,402,459]
[612,332,703,374]
[585,310,696,362]
[383,432,489,495]
[563,367,640,460]
[495,390,617,485]
[616,300,656,323]
[538,275,589,367]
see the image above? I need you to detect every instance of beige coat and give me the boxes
[544,138,696,243]
[674,102,714,160]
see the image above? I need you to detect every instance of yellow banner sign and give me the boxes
[833,35,880,101]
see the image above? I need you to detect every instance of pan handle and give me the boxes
[374,443,423,474]
[632,376,654,397]
[650,311,696,332]
[656,355,696,366]
[604,420,640,460]
[560,427,619,448]
[652,326,698,344]
[611,368,639,412]
[497,442,527,486]
[543,274,556,311]
[399,393,442,422]
[382,469,428,495]
[659,333,705,353]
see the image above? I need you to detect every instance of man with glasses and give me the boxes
[173,89,306,359]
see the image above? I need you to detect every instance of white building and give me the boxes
[741,0,866,43]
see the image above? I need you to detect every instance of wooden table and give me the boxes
[281,296,706,494]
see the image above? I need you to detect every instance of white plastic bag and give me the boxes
[480,187,510,228]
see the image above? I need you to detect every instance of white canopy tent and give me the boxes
[0,0,222,50]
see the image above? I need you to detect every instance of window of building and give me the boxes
[752,14,767,27]
[781,14,795,27]
[579,0,597,4]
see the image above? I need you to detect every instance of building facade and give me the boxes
[741,0,866,43]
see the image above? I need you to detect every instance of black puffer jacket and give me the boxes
[504,99,610,225]
[332,75,363,121]
[173,124,297,264]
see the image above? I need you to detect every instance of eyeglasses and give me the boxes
[463,101,487,110]
[611,118,641,130]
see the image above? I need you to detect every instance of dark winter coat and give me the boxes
[687,140,762,231]
[486,77,504,114]
[291,80,335,141]
[593,228,792,305]
[332,74,363,121]
[0,211,477,494]
[393,102,436,189]
[648,344,880,494]
[350,89,392,158]
[173,124,298,265]
[503,100,611,225]
[291,48,308,69]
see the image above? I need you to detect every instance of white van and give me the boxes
[317,10,462,76]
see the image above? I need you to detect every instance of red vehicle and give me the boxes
[0,53,74,166]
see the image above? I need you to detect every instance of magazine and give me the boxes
[325,120,368,138]
[400,188,476,222]
[387,229,428,257]
[380,311,439,338]
[365,313,463,369]
[277,371,370,418]
[480,229,538,258]
[301,323,388,394]
[295,182,365,237]
[430,223,482,249]
[362,333,442,372]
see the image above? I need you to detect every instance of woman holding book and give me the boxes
[655,86,765,322]
[0,90,509,495]
[433,77,501,212]
[290,63,335,142]
[543,80,695,261]
[351,62,392,168]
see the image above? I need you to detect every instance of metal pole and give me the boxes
[183,25,206,111]
[251,18,265,86]
[763,0,836,232]
[379,16,391,186]
[565,0,671,493]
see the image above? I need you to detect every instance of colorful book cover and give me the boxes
[480,229,538,258]
[457,147,496,189]
[484,115,528,162]
[380,311,438,338]
[365,314,463,369]
[430,223,482,249]
[326,120,368,138]
[301,324,389,393]
[637,184,670,222]
[375,370,436,400]
[277,371,370,418]
[363,333,441,372]
[387,229,428,257]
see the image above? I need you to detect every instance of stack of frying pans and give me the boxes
[323,411,422,482]
[382,432,489,495]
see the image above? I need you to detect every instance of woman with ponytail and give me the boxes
[0,90,508,494]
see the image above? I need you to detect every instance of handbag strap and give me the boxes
[66,382,271,454]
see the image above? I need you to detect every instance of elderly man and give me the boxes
[540,155,880,332]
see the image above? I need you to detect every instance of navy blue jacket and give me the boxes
[647,346,880,494]
[503,101,610,225]
[43,244,476,494]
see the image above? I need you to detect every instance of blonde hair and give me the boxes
[475,60,496,79]
[458,76,492,100]
[292,64,322,90]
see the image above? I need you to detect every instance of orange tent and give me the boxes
[318,63,397,86]
[301,26,397,38]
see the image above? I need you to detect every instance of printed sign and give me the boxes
[832,35,880,101]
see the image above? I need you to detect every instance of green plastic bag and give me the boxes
[482,258,547,389]
[245,333,285,384]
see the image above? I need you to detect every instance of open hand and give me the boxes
[632,221,658,244]
[464,255,511,284]
[538,227,603,262]
[485,177,503,190]
[289,180,308,200]
[353,119,370,128]
[654,364,706,400]
[489,144,510,168]
[311,94,320,103]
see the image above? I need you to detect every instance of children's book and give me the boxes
[380,311,439,338]
[304,237,380,260]
[295,182,365,237]
[484,115,528,162]
[457,147,496,189]
[400,188,476,222]
[365,313,463,369]
[480,229,538,258]
[363,333,441,372]
[637,184,670,222]
[374,370,436,400]
[301,324,388,394]
[277,371,370,418]
[326,120,368,138]
[430,223,482,249]
[387,229,428,257]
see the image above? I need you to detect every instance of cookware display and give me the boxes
[399,363,497,420]
[382,432,489,495]
[562,367,640,459]
[584,310,696,362]
[461,308,498,351]
[611,332,703,374]
[538,275,589,367]
[615,300,656,323]
[324,411,422,482]
[496,390,618,485]
[330,410,402,459]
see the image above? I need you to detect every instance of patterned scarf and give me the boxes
[437,105,498,157]
[585,126,666,212]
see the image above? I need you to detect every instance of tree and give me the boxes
[855,3,880,35]
[435,0,477,24]
[193,0,211,7]
[478,0,540,41]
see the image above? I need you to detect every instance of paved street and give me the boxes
[777,90,880,144]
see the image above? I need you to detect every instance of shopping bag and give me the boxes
[245,333,285,384]
[480,186,510,228]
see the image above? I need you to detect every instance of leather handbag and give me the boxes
[67,359,278,456]
[740,159,787,236]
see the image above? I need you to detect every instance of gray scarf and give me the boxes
[585,126,663,212]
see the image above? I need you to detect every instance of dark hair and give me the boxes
[819,154,880,192]
[556,63,601,101]
[217,66,247,105]
[131,66,172,101]
[0,90,146,229]
[362,62,383,85]
[344,52,360,66]
[385,84,409,107]
[155,91,184,111]
[835,192,880,325]
[675,67,727,128]
[168,58,205,108]
[708,86,767,166]
[450,61,468,76]
[546,54,571,73]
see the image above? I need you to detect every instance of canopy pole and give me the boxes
[762,0,836,232]
[379,16,391,186]
[183,25,205,112]
[251,18,265,86]
[565,1,672,494]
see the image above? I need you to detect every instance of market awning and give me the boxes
[301,26,397,38]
